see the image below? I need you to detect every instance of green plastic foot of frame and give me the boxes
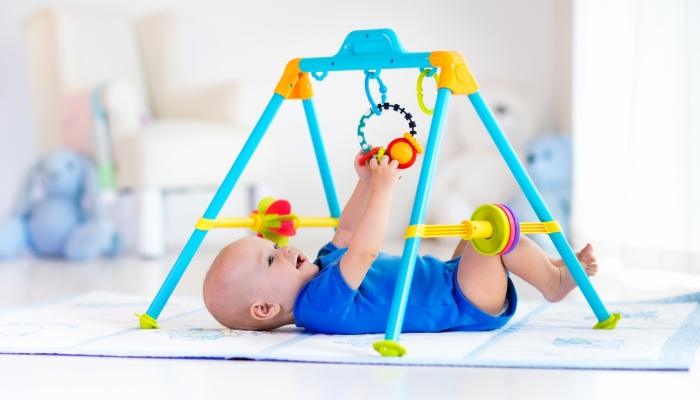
[135,313,160,329]
[373,340,407,357]
[593,313,621,330]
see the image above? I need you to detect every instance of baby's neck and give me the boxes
[279,309,297,327]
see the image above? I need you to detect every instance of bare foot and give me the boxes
[545,244,598,302]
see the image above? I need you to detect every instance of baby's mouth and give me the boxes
[296,255,305,269]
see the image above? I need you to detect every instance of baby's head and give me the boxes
[203,236,318,330]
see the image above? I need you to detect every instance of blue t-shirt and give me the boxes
[293,242,517,334]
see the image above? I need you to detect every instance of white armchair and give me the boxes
[23,8,266,258]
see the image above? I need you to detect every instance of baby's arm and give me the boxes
[331,152,373,249]
[339,156,402,290]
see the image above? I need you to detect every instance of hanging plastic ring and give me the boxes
[364,70,387,115]
[417,69,440,115]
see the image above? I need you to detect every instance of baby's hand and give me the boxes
[369,155,402,193]
[354,150,373,184]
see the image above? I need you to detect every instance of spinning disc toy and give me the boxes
[357,103,424,169]
[402,203,531,257]
[251,198,297,246]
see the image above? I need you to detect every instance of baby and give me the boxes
[203,152,598,334]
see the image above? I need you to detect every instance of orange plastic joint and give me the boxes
[274,58,314,100]
[428,51,479,95]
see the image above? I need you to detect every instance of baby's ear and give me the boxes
[250,301,281,321]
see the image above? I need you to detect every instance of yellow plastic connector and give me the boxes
[274,58,314,100]
[428,51,479,95]
[520,221,562,234]
[195,217,215,231]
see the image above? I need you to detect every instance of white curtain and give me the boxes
[572,0,700,272]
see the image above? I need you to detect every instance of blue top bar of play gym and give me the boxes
[299,29,433,73]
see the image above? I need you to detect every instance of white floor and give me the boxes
[1,238,700,400]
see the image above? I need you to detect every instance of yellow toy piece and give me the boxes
[376,147,386,163]
[404,133,423,154]
[389,141,413,164]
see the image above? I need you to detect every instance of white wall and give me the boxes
[0,0,572,249]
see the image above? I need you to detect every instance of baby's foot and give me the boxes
[545,244,598,303]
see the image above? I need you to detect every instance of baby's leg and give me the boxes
[455,242,509,315]
[455,236,598,310]
[500,236,597,302]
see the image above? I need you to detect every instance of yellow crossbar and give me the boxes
[295,217,339,229]
[405,220,493,240]
[195,215,337,232]
[405,220,562,239]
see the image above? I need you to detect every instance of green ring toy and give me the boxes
[416,69,440,115]
[470,204,511,256]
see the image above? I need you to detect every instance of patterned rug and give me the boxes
[1,291,698,370]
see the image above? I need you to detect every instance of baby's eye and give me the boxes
[268,255,274,266]
[273,245,279,249]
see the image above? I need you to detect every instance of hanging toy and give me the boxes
[357,103,424,169]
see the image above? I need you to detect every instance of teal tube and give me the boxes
[384,88,452,341]
[303,99,341,218]
[299,53,432,75]
[145,93,285,319]
[298,29,432,74]
[146,229,206,318]
[468,90,610,323]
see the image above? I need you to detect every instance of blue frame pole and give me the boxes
[302,99,341,218]
[468,90,611,323]
[384,88,452,342]
[144,93,286,319]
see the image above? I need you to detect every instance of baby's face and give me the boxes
[229,236,319,309]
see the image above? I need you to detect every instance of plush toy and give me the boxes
[0,148,121,261]
[507,134,572,255]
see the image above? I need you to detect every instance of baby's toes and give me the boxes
[583,256,597,266]
[579,250,596,263]
[585,264,598,277]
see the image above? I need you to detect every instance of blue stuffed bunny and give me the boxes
[507,134,572,255]
[0,148,121,261]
